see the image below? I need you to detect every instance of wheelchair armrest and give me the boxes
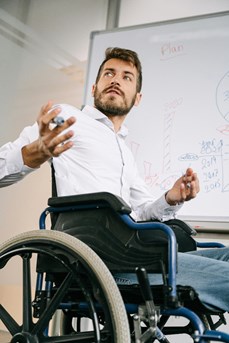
[47,192,132,214]
[196,241,225,248]
[164,219,197,236]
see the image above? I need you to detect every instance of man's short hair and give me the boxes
[95,47,142,92]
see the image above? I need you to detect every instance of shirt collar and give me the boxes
[82,105,128,137]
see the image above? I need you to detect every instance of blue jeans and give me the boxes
[114,247,229,311]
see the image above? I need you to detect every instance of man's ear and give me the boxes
[134,93,142,106]
[91,84,96,97]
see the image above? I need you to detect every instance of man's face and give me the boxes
[92,58,141,117]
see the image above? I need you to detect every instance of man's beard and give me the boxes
[94,88,136,117]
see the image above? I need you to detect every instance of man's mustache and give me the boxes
[104,85,124,97]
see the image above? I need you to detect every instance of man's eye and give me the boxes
[104,72,113,77]
[124,75,132,81]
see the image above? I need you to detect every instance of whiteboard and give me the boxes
[84,11,229,226]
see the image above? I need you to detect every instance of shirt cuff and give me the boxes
[135,193,184,222]
[7,147,37,175]
[159,193,183,221]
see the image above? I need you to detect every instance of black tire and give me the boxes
[0,230,130,342]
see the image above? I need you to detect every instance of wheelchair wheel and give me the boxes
[0,230,130,342]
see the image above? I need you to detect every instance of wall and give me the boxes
[119,0,229,26]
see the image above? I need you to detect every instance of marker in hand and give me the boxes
[51,116,65,126]
[186,182,191,189]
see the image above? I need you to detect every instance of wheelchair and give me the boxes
[0,191,229,343]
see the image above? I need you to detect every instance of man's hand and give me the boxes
[22,101,76,168]
[165,168,200,206]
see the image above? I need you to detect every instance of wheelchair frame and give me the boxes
[0,192,229,343]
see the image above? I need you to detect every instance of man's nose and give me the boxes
[111,77,120,86]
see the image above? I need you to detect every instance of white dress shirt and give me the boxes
[0,104,182,221]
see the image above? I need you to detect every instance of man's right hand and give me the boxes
[22,101,76,168]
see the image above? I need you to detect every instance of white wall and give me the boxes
[119,0,229,26]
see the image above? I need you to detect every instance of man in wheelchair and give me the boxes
[1,47,229,342]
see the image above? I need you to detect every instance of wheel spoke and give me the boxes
[42,332,96,342]
[0,304,20,335]
[77,275,101,342]
[22,253,33,331]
